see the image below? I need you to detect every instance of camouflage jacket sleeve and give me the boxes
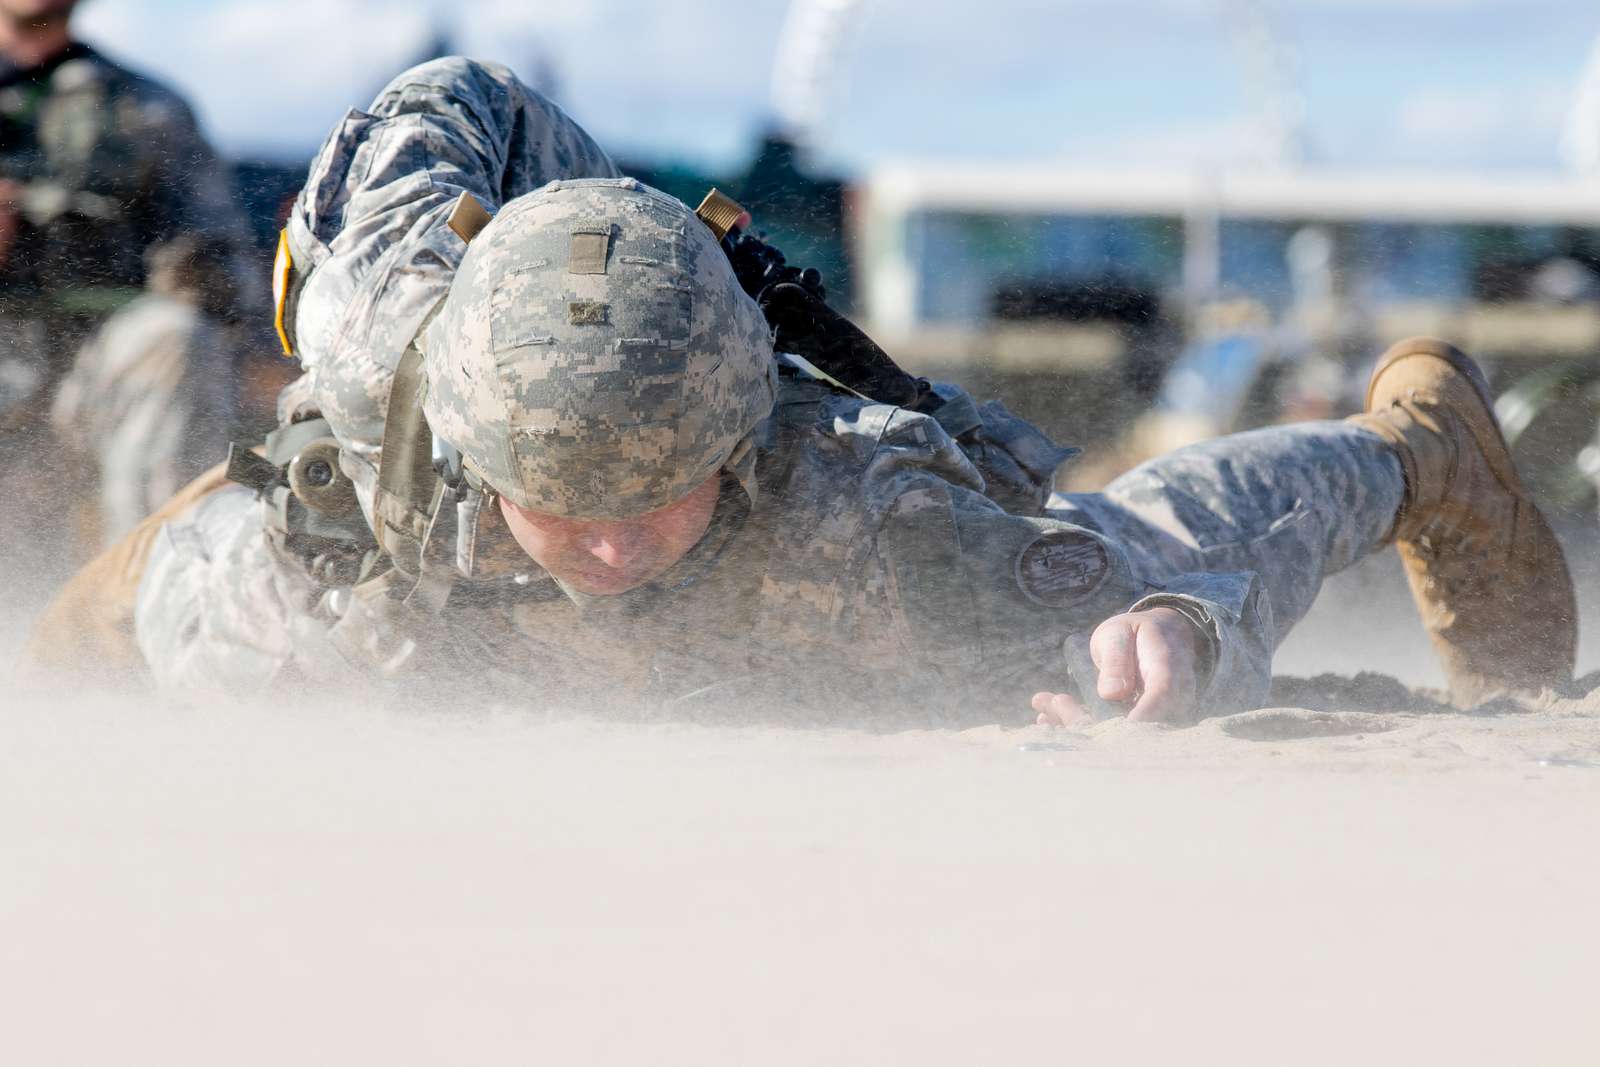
[846,408,1273,718]
[284,57,620,465]
[135,485,431,693]
[134,486,326,690]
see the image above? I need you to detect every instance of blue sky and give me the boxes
[73,0,1600,174]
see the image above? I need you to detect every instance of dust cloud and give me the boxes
[5,624,1600,1063]
[3,510,1598,1065]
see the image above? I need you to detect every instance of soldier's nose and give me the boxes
[584,530,646,569]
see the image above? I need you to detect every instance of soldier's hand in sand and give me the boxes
[1031,607,1205,726]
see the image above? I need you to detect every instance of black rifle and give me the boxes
[696,189,938,413]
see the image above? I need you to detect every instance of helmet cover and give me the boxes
[423,178,777,518]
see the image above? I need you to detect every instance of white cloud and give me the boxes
[1375,80,1571,169]
[77,0,437,154]
[66,0,1600,173]
[1136,0,1501,12]
[73,0,797,159]
[1396,82,1568,142]
[1283,0,1494,8]
[1062,116,1257,168]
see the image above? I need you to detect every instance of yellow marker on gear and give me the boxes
[272,229,295,357]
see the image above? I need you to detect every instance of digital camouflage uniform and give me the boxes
[133,58,1408,722]
[0,41,255,617]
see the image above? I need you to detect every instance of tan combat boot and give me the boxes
[1348,337,1576,706]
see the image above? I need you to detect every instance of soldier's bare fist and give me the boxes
[1031,606,1206,726]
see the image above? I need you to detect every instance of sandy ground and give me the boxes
[4,684,1598,1065]
[5,528,1600,1064]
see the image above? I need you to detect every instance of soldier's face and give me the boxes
[497,474,720,596]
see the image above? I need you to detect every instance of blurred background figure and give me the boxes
[0,0,257,631]
[49,235,236,550]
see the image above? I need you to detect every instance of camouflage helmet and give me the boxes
[422,177,778,518]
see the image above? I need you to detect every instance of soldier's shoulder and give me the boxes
[769,376,891,470]
[762,373,986,518]
[772,373,938,452]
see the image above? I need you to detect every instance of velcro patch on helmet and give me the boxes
[1014,529,1110,608]
[568,227,612,274]
[568,301,609,325]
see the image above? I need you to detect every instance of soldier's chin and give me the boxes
[559,565,655,596]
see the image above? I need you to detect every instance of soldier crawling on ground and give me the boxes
[23,58,1579,726]
[0,0,256,600]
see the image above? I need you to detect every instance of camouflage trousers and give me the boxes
[1049,420,1405,651]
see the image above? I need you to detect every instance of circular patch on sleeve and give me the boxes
[1014,529,1111,608]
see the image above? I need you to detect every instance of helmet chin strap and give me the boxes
[363,191,522,602]
[366,345,468,610]
[372,345,442,571]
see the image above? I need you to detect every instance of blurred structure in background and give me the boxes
[1225,0,1308,171]
[851,166,1600,504]
[628,0,857,309]
[769,0,865,156]
[732,0,860,308]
